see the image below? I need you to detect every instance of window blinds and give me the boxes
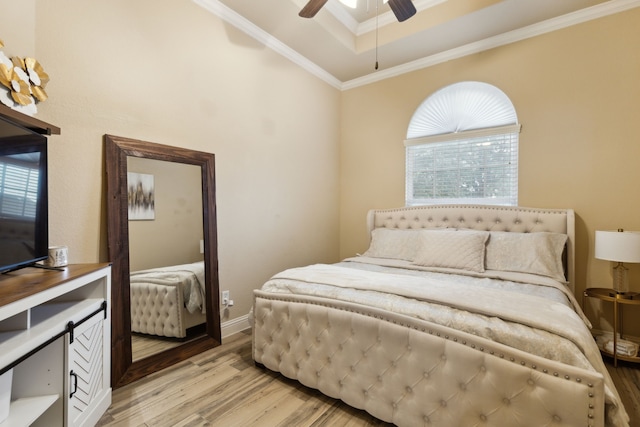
[0,160,39,218]
[405,127,519,206]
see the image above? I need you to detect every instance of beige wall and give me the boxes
[341,8,640,336]
[127,157,203,272]
[1,0,341,322]
[0,2,35,57]
[4,2,640,336]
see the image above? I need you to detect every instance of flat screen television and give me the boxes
[0,117,48,273]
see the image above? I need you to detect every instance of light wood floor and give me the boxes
[98,330,391,427]
[99,330,640,427]
[131,333,185,361]
[606,359,640,427]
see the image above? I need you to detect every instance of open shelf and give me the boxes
[600,349,640,364]
[0,395,59,426]
[0,299,103,371]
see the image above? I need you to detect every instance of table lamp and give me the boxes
[595,229,640,294]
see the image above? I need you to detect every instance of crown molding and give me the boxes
[194,0,640,91]
[193,0,342,89]
[343,0,640,90]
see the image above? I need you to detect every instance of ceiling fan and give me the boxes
[299,0,417,22]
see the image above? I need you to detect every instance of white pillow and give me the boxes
[485,231,567,282]
[362,228,425,261]
[412,229,489,273]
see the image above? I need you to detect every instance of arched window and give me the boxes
[405,81,520,206]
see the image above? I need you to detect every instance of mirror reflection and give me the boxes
[105,134,221,388]
[126,157,206,361]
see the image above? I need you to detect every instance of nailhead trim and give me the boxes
[256,293,600,425]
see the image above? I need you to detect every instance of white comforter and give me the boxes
[259,258,629,427]
[130,261,206,313]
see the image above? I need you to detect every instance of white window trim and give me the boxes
[404,124,521,147]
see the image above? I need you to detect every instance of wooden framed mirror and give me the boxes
[105,134,221,388]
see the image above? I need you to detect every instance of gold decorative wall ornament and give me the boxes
[25,57,49,102]
[0,38,49,115]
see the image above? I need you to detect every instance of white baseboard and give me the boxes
[221,313,251,339]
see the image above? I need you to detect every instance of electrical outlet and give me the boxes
[222,290,230,305]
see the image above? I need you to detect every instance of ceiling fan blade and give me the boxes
[387,0,416,22]
[299,0,329,18]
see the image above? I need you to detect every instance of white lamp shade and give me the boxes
[595,230,640,263]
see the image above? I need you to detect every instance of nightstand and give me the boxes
[583,287,640,366]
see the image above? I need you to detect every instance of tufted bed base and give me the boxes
[130,281,205,338]
[252,205,618,426]
[253,293,604,426]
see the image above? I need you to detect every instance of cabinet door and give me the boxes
[65,310,110,427]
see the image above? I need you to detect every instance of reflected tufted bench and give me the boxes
[130,281,205,338]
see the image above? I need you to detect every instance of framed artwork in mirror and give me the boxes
[127,172,155,220]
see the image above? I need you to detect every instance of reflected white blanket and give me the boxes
[260,260,628,427]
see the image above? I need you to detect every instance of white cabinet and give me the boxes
[66,301,109,427]
[0,264,111,427]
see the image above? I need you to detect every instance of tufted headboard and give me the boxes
[366,204,576,292]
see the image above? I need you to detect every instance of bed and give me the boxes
[130,261,206,338]
[252,204,629,427]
